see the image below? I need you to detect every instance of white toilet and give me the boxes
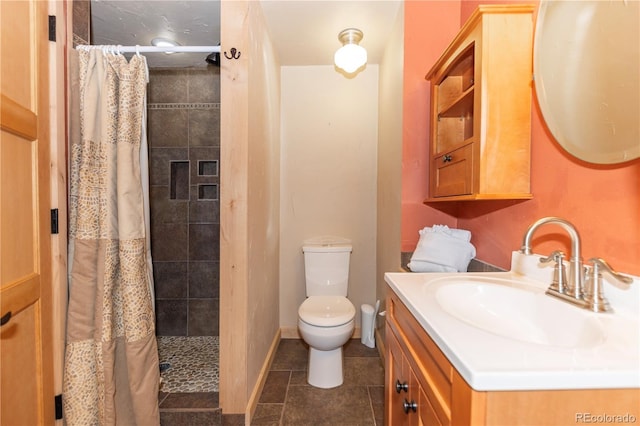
[298,239,356,388]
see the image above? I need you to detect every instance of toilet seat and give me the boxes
[298,296,355,327]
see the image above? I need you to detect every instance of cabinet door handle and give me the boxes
[443,154,453,163]
[403,398,418,414]
[1,311,11,326]
[395,379,408,393]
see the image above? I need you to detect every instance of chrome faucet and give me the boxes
[521,217,584,302]
[521,217,633,312]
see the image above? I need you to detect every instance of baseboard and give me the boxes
[280,326,300,339]
[245,328,281,426]
[280,326,362,339]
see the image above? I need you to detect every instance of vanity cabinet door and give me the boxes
[386,324,419,426]
[406,368,420,426]
[387,288,455,425]
[386,326,405,425]
[419,385,442,426]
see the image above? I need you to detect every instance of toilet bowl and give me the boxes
[298,295,355,388]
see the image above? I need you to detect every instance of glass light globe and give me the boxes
[151,37,179,54]
[334,44,367,73]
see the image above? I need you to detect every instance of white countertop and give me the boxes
[384,252,640,391]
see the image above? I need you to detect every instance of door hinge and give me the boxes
[50,208,59,234]
[54,394,62,420]
[48,15,56,42]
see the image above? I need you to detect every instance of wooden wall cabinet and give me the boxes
[425,5,535,201]
[385,286,640,425]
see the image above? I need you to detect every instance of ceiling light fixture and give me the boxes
[334,28,367,74]
[151,37,180,54]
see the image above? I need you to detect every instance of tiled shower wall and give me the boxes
[148,68,220,336]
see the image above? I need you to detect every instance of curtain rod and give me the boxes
[76,45,221,54]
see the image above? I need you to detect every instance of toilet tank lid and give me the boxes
[303,236,351,253]
[303,244,352,253]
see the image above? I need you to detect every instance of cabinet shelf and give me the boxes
[438,87,474,119]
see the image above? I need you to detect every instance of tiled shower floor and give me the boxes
[157,336,219,393]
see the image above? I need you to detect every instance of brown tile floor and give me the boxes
[158,338,384,426]
[253,338,384,425]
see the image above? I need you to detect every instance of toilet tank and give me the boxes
[303,238,352,297]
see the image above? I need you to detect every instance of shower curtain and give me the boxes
[63,48,160,425]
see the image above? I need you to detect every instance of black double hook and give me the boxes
[224,47,241,60]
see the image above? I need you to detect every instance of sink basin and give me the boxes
[429,276,606,348]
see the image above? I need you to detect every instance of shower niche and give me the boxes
[198,160,218,176]
[170,161,190,200]
[198,160,219,201]
[148,68,221,337]
[170,161,219,201]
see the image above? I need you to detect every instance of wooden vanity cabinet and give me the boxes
[425,5,535,201]
[386,329,419,426]
[386,287,469,426]
[385,286,640,425]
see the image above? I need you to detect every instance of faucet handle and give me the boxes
[540,250,567,294]
[539,250,565,265]
[583,258,631,313]
[588,258,633,285]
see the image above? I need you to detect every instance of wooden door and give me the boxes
[0,1,55,425]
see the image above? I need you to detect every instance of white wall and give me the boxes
[376,2,404,328]
[279,65,379,334]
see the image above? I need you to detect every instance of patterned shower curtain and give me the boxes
[63,49,160,425]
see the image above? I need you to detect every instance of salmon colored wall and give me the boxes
[401,1,460,251]
[403,0,640,275]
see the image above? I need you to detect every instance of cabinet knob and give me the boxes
[442,154,453,163]
[403,398,417,414]
[395,379,408,393]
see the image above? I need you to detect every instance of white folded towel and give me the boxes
[428,224,472,242]
[408,225,476,272]
[407,260,457,273]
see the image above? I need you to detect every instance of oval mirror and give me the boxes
[534,0,639,164]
